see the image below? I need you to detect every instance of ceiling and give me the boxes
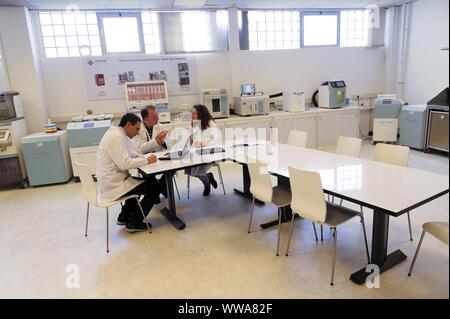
[0,0,415,10]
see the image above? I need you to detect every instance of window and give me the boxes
[98,12,143,54]
[141,11,161,54]
[161,10,228,54]
[39,11,102,58]
[301,11,339,47]
[243,10,300,51]
[340,10,370,47]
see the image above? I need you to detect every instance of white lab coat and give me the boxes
[132,122,168,154]
[97,125,148,203]
[187,120,221,177]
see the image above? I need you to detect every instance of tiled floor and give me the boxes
[0,142,448,298]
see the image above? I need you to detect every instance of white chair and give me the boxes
[285,166,370,285]
[187,163,226,199]
[287,130,308,148]
[408,221,449,276]
[373,143,413,241]
[75,162,150,253]
[336,136,362,158]
[247,159,294,256]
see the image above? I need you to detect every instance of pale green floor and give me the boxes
[0,142,448,298]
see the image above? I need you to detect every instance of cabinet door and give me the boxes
[317,113,339,147]
[273,118,296,144]
[247,118,271,141]
[295,116,317,148]
[339,111,360,138]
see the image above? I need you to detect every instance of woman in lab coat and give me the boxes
[97,113,160,232]
[185,104,221,196]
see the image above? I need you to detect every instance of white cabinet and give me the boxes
[295,115,317,148]
[317,113,339,148]
[339,111,360,138]
[272,117,296,144]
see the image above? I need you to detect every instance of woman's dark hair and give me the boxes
[192,104,214,130]
[119,113,141,127]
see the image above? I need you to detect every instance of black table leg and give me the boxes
[159,171,186,230]
[234,163,264,205]
[349,210,407,285]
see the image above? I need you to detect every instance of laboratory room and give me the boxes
[0,0,448,302]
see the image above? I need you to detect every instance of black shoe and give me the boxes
[203,185,211,196]
[117,211,130,226]
[125,222,152,233]
[208,173,218,189]
[153,196,161,204]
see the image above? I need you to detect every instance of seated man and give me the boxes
[97,113,159,233]
[132,105,170,199]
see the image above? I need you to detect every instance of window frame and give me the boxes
[300,10,340,48]
[97,11,145,55]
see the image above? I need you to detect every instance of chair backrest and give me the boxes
[373,143,409,167]
[289,166,327,223]
[248,159,273,203]
[74,161,98,205]
[336,136,362,158]
[287,130,308,148]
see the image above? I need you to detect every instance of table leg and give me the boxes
[349,210,407,285]
[159,171,186,230]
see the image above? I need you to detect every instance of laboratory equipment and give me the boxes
[234,95,269,116]
[373,94,403,143]
[21,130,72,186]
[0,117,28,188]
[398,105,428,150]
[0,91,23,120]
[67,119,111,177]
[241,84,256,96]
[283,90,306,112]
[318,81,346,108]
[125,80,171,123]
[426,87,449,153]
[200,88,229,118]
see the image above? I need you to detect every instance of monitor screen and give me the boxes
[83,122,95,128]
[212,98,221,112]
[241,84,255,95]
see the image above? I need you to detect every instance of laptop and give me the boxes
[158,135,191,160]
[194,147,225,155]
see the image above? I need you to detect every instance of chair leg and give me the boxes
[312,222,318,242]
[247,196,255,233]
[330,227,337,286]
[360,214,371,264]
[187,174,190,199]
[339,198,343,206]
[136,199,151,234]
[106,207,109,253]
[173,175,181,200]
[407,212,413,241]
[320,225,324,241]
[217,164,226,195]
[276,207,282,256]
[85,202,90,237]
[408,229,426,276]
[285,213,297,256]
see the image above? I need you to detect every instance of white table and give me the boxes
[136,142,448,284]
[228,143,449,284]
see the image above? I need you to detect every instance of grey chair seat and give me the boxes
[270,186,292,207]
[322,202,360,227]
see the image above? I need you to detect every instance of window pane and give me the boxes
[86,13,97,24]
[65,24,77,36]
[63,13,75,25]
[45,47,58,58]
[68,47,80,57]
[102,16,141,53]
[89,35,100,46]
[67,36,78,47]
[55,36,67,47]
[51,13,63,24]
[78,35,89,46]
[76,24,88,36]
[39,13,52,25]
[53,25,65,36]
[303,14,338,46]
[75,13,86,24]
[80,46,91,56]
[43,36,55,48]
[57,47,69,57]
[91,46,102,56]
[41,25,54,37]
[88,24,99,35]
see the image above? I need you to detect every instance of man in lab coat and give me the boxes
[97,113,159,233]
[132,105,170,199]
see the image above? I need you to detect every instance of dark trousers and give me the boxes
[121,177,160,224]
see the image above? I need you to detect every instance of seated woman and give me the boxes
[185,104,221,196]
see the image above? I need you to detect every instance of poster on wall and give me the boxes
[82,55,197,101]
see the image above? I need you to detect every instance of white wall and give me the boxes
[0,40,10,91]
[0,7,48,132]
[404,0,449,104]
